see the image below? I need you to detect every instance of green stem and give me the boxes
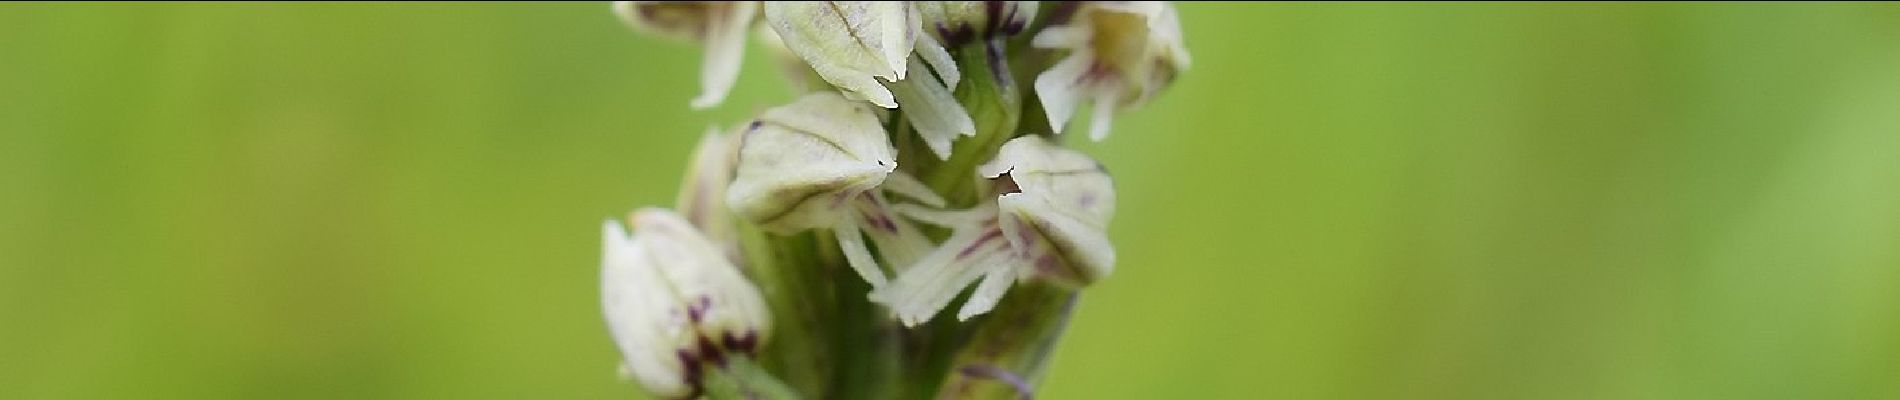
[934,283,1078,400]
[826,271,903,400]
[928,39,1025,206]
[704,356,804,400]
[741,227,832,397]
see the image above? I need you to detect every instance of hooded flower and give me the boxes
[725,92,944,288]
[873,136,1116,326]
[764,2,977,160]
[602,208,772,398]
[762,1,915,108]
[1033,1,1190,141]
[613,1,759,109]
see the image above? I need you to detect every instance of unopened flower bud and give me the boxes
[763,1,917,108]
[602,209,772,398]
[1033,1,1190,140]
[613,1,760,110]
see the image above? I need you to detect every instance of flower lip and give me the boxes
[874,136,1117,325]
[1031,1,1189,140]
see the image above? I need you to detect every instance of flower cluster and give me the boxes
[602,2,1187,398]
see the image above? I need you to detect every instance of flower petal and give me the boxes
[855,192,935,272]
[1087,88,1119,141]
[955,262,1017,321]
[689,1,757,109]
[630,209,773,347]
[914,33,960,89]
[893,203,992,228]
[886,56,976,159]
[871,224,1011,326]
[998,194,1117,286]
[983,137,1118,285]
[1033,52,1092,134]
[833,215,889,288]
[881,170,946,208]
[614,1,759,110]
[763,1,916,108]
[675,127,739,249]
[1030,26,1087,49]
[726,92,896,232]
[600,219,692,397]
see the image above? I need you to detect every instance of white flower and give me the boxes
[764,2,978,160]
[725,92,943,288]
[873,136,1116,326]
[762,1,916,108]
[1033,1,1190,141]
[602,208,772,397]
[613,1,759,109]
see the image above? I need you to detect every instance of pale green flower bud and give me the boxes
[601,218,692,397]
[1033,1,1191,140]
[602,209,772,398]
[613,1,760,110]
[874,136,1116,326]
[762,1,917,108]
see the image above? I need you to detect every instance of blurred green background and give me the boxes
[4,2,1899,399]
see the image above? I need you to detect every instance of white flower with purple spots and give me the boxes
[873,136,1116,326]
[601,208,771,398]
